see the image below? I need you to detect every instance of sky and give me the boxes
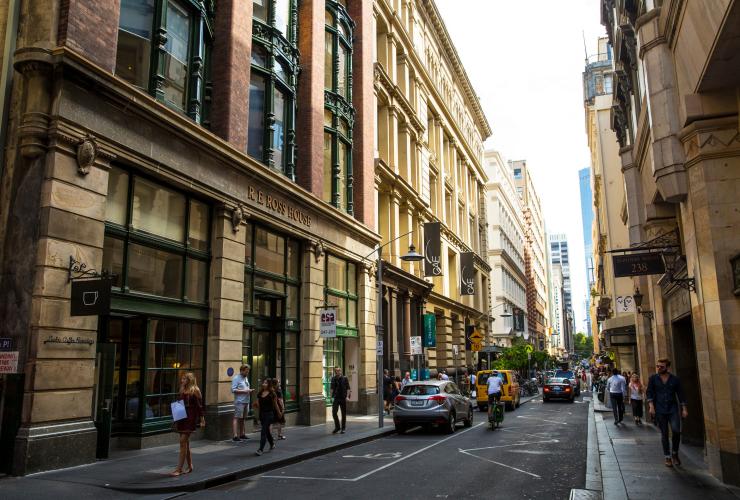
[435,0,606,335]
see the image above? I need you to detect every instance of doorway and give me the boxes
[250,294,284,390]
[672,315,705,446]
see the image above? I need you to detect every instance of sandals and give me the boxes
[169,469,183,477]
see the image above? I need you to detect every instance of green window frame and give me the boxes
[102,166,211,310]
[323,0,355,214]
[248,0,299,179]
[115,0,214,125]
[322,337,343,405]
[324,254,358,336]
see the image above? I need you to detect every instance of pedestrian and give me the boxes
[401,371,412,390]
[170,372,204,476]
[254,379,279,456]
[331,366,351,434]
[606,367,627,425]
[461,369,470,396]
[392,375,401,406]
[629,373,645,425]
[271,378,286,440]
[469,369,477,400]
[383,369,393,414]
[646,358,688,467]
[440,369,449,380]
[581,370,587,392]
[231,364,253,442]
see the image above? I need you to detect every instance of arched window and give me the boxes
[115,0,214,126]
[323,0,354,214]
[248,0,299,180]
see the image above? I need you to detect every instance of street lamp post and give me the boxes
[364,231,424,428]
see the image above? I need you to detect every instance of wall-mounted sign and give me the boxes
[43,336,94,346]
[70,278,111,316]
[612,252,665,277]
[0,337,13,351]
[423,222,442,277]
[0,351,19,374]
[410,336,422,355]
[376,340,384,356]
[319,308,337,338]
[247,186,312,227]
[615,295,635,313]
[460,252,475,295]
[423,313,436,347]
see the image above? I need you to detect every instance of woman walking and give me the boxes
[170,373,204,477]
[254,379,279,455]
[271,378,286,440]
[629,373,645,425]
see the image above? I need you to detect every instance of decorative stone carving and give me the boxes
[311,240,325,263]
[230,204,249,233]
[76,134,97,176]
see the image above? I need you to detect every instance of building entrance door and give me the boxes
[251,295,284,389]
[94,342,116,459]
[672,315,705,446]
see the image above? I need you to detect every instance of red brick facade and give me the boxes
[58,0,120,72]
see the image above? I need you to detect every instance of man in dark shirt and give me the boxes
[331,366,351,434]
[646,358,688,467]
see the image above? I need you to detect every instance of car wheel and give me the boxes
[394,423,406,434]
[515,396,520,408]
[464,407,473,427]
[446,411,456,434]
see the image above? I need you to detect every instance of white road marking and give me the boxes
[517,415,567,425]
[460,439,560,453]
[262,422,486,482]
[458,449,542,479]
[342,452,402,460]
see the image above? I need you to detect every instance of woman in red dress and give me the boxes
[170,372,204,476]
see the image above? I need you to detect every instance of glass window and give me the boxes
[252,44,267,68]
[286,284,299,318]
[162,1,190,111]
[103,236,125,288]
[186,258,208,303]
[284,331,298,403]
[323,133,333,204]
[275,0,291,39]
[347,262,356,295]
[273,90,286,170]
[107,167,130,225]
[254,227,285,275]
[325,254,358,333]
[322,337,342,402]
[337,141,347,210]
[337,46,347,99]
[188,199,209,251]
[248,74,266,160]
[287,240,300,278]
[253,0,267,22]
[127,243,183,298]
[325,31,333,90]
[116,0,155,89]
[327,255,345,291]
[132,177,186,242]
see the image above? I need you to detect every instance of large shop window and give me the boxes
[322,254,357,403]
[102,166,211,306]
[323,1,354,214]
[242,222,301,411]
[115,0,214,125]
[248,0,298,179]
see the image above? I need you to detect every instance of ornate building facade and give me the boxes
[602,0,740,485]
[373,0,492,373]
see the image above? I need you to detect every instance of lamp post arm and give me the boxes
[362,230,416,262]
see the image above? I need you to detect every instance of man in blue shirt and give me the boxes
[646,358,688,467]
[232,365,253,442]
[606,367,627,425]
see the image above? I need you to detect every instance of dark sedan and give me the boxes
[543,377,575,402]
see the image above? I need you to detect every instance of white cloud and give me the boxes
[435,0,605,333]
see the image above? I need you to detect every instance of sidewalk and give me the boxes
[591,404,740,500]
[0,415,394,497]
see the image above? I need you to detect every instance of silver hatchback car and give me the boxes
[392,380,474,434]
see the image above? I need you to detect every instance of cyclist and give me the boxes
[487,370,503,422]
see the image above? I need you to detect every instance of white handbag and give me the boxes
[171,400,187,421]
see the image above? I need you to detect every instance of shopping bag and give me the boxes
[471,390,477,399]
[171,400,187,422]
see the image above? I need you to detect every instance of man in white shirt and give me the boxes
[606,367,627,425]
[486,371,504,421]
[232,365,253,441]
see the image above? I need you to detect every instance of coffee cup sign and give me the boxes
[71,278,111,316]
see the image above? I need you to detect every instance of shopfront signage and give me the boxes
[42,335,95,346]
[0,351,19,374]
[319,308,337,338]
[423,313,436,347]
[70,278,111,316]
[423,222,442,277]
[612,252,665,277]
[460,252,475,295]
[247,186,312,228]
[410,336,422,355]
[0,337,13,351]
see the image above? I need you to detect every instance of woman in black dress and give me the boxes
[170,372,204,476]
[254,379,279,455]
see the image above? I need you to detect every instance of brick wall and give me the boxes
[58,0,120,72]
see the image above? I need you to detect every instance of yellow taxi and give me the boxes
[475,369,520,411]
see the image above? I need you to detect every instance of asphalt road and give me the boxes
[187,392,590,500]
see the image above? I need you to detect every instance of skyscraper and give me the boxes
[579,167,594,337]
[549,234,572,311]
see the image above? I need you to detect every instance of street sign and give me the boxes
[471,342,483,352]
[525,344,533,354]
[70,278,111,316]
[423,313,436,347]
[528,353,532,361]
[410,336,422,355]
[612,252,665,277]
[452,344,459,356]
[376,340,384,356]
[319,308,337,338]
[0,351,19,374]
[469,330,484,342]
[0,337,13,351]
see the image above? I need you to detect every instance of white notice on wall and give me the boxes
[320,308,337,338]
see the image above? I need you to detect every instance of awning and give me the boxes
[602,314,636,346]
[602,314,635,333]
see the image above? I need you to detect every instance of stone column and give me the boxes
[403,293,411,363]
[205,206,246,439]
[388,107,400,174]
[356,262,378,414]
[389,191,401,267]
[211,0,253,150]
[399,122,412,183]
[300,241,328,424]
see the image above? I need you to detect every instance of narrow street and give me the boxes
[186,394,589,500]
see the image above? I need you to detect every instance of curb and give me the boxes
[104,427,396,494]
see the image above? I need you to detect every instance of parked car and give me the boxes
[555,369,580,396]
[475,370,520,411]
[543,377,575,402]
[393,380,474,434]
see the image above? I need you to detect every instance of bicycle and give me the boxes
[487,393,504,430]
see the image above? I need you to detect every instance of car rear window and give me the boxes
[401,385,440,396]
[555,370,574,379]
[477,372,508,385]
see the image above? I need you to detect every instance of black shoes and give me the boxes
[340,429,345,434]
[332,428,340,434]
[232,436,240,442]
